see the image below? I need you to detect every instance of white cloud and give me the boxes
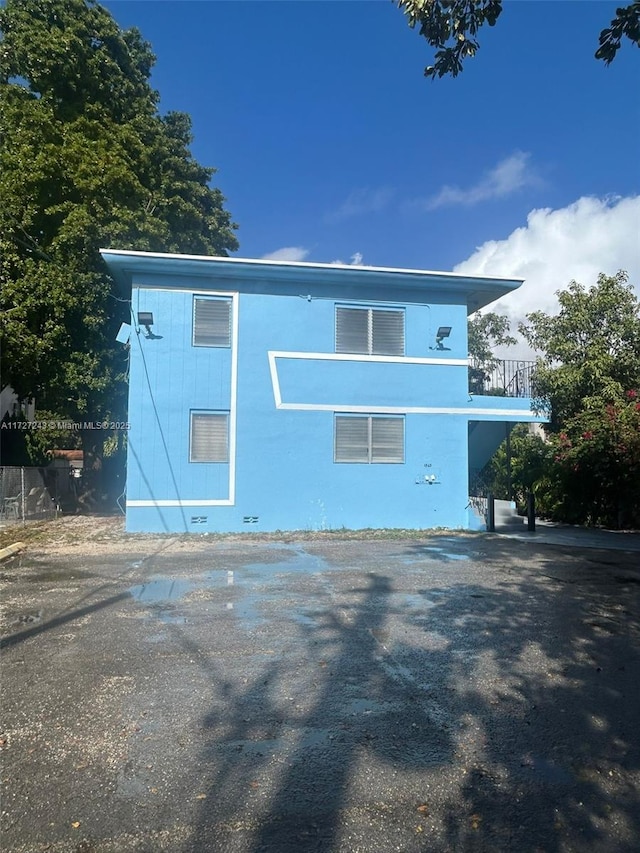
[331,252,365,266]
[454,195,640,356]
[261,246,310,262]
[423,151,538,210]
[327,187,393,222]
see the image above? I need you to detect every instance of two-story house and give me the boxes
[101,250,545,533]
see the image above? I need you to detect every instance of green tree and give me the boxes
[548,396,640,527]
[395,0,640,79]
[0,0,238,501]
[481,422,550,505]
[520,271,640,430]
[467,310,515,394]
[519,271,640,527]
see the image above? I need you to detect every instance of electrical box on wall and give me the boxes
[415,463,441,485]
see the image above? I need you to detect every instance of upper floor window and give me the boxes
[335,306,404,356]
[193,297,231,347]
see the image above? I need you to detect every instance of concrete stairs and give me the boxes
[494,499,526,532]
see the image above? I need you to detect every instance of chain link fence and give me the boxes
[0,466,60,524]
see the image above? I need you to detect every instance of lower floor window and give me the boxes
[190,411,229,462]
[334,414,404,463]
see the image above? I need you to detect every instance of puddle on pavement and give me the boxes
[429,549,469,561]
[127,553,328,629]
[129,574,219,625]
[403,550,470,565]
[225,592,266,629]
[128,577,196,603]
[237,548,329,579]
[404,536,472,563]
[420,547,469,562]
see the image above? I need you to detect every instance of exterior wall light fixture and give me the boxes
[431,326,452,350]
[137,312,161,339]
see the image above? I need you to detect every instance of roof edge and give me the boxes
[100,249,524,287]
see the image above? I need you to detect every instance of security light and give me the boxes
[137,311,156,338]
[435,326,452,349]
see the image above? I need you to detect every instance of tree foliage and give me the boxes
[482,272,640,528]
[395,0,640,79]
[467,310,515,394]
[0,0,238,490]
[482,423,550,504]
[547,396,640,527]
[468,310,515,364]
[520,271,640,431]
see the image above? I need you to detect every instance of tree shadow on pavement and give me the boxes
[169,538,640,852]
[403,541,640,852]
[185,571,459,851]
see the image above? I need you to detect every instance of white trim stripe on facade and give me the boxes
[228,292,239,505]
[268,350,469,410]
[267,351,539,417]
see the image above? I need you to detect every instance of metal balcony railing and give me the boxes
[469,358,535,398]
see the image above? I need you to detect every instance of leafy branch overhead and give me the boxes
[394,0,640,78]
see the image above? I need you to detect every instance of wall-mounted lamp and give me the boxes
[137,311,161,339]
[429,325,452,351]
[436,326,452,346]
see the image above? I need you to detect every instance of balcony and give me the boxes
[469,358,535,398]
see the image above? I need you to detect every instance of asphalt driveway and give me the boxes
[1,532,640,852]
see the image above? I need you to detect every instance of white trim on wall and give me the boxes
[277,404,541,417]
[267,350,468,409]
[269,350,469,366]
[135,285,235,295]
[266,350,540,418]
[228,292,239,504]
[129,290,239,509]
[127,499,234,507]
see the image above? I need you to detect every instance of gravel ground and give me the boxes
[1,518,639,852]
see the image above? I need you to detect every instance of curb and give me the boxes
[0,542,26,562]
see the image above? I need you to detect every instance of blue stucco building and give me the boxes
[101,250,545,534]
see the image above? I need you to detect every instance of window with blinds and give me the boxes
[335,307,404,356]
[334,415,404,463]
[190,412,229,463]
[193,297,231,347]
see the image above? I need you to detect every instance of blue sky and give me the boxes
[103,0,640,341]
